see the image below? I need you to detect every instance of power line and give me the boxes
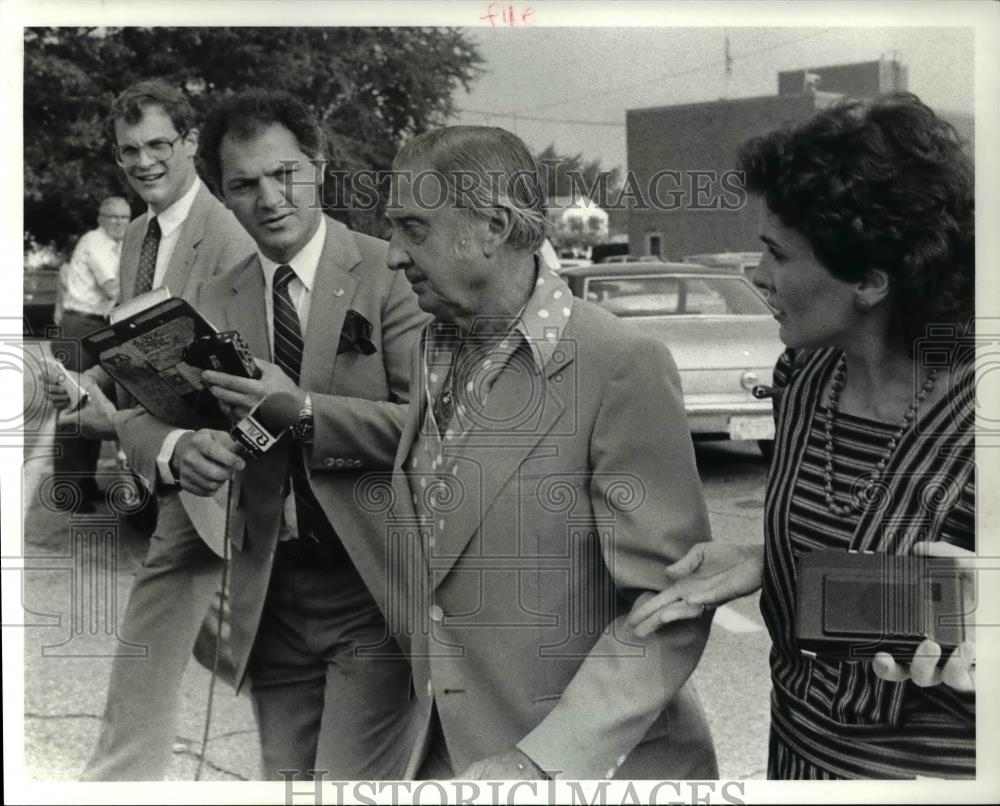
[513,28,837,115]
[455,28,838,131]
[456,108,624,128]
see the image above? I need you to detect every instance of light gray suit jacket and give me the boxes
[390,300,718,780]
[108,181,254,429]
[118,180,253,307]
[116,216,428,687]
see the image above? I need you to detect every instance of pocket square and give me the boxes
[338,310,377,355]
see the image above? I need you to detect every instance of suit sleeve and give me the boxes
[307,268,427,471]
[215,216,256,280]
[517,336,713,780]
[111,402,209,488]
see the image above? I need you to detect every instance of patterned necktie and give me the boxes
[272,265,338,545]
[433,364,457,437]
[133,217,161,298]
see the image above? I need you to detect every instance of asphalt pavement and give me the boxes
[16,341,772,783]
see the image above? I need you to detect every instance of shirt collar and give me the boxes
[514,257,574,371]
[259,215,327,292]
[149,175,202,239]
[95,226,122,251]
[424,255,573,373]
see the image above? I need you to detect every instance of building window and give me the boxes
[646,233,662,257]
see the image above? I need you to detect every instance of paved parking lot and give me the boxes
[15,341,773,783]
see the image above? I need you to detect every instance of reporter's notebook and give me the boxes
[81,288,224,427]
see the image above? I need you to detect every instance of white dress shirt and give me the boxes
[149,175,203,291]
[62,227,122,317]
[259,215,326,350]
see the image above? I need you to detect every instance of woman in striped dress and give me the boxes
[630,92,975,779]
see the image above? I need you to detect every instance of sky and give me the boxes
[450,26,976,172]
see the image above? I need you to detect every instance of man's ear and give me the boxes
[482,207,514,257]
[854,268,891,312]
[184,127,199,153]
[312,154,326,190]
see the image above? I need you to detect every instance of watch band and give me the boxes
[293,392,314,442]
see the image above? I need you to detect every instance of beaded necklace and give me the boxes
[822,354,938,517]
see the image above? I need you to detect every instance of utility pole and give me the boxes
[723,33,733,99]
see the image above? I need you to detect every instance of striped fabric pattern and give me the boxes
[272,265,305,385]
[762,347,975,780]
[272,265,343,550]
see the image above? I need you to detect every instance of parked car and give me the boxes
[682,251,762,277]
[23,264,61,337]
[598,254,665,264]
[590,242,629,264]
[560,262,784,458]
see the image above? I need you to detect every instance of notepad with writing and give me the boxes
[81,289,226,428]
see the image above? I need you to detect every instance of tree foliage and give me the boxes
[24,27,483,251]
[535,144,620,253]
[535,143,621,205]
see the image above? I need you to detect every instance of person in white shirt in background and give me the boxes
[52,195,130,511]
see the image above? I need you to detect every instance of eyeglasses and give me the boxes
[99,214,131,221]
[113,132,187,167]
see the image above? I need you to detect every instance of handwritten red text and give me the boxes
[480,4,535,27]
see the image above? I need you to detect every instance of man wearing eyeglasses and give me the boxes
[110,79,254,306]
[73,79,254,780]
[52,196,130,511]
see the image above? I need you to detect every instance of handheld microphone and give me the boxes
[229,392,302,458]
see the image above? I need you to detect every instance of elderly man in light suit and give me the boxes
[116,89,427,779]
[69,79,255,780]
[384,126,718,780]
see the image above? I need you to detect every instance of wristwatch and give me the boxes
[292,392,314,443]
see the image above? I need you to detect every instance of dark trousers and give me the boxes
[416,707,455,779]
[248,556,414,780]
[53,309,105,492]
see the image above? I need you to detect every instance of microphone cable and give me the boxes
[194,480,233,781]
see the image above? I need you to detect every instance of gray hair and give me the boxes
[98,196,130,215]
[393,125,548,252]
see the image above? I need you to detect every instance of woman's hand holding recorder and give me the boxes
[872,541,976,693]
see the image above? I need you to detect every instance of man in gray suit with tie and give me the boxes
[113,89,427,779]
[71,79,255,780]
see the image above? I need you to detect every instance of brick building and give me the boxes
[625,59,973,260]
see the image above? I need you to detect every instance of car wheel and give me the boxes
[758,439,775,463]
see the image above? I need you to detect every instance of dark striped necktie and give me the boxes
[272,265,338,546]
[133,217,160,298]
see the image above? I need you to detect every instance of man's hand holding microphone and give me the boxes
[170,358,304,497]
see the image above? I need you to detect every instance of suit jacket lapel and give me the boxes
[431,345,572,587]
[119,213,146,303]
[300,217,361,392]
[219,256,269,552]
[391,339,428,525]
[227,255,271,361]
[161,184,211,296]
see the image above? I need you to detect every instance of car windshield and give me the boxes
[584,275,771,317]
